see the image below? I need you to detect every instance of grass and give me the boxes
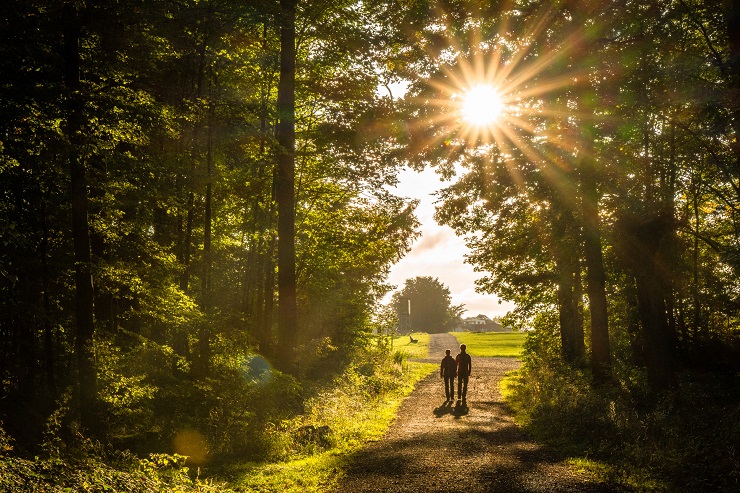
[391,332,430,359]
[223,361,436,492]
[451,331,526,358]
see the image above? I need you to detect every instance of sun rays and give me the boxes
[409,3,592,179]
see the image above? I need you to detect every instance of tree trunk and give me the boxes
[568,0,610,382]
[580,158,611,383]
[181,192,194,292]
[726,0,740,178]
[197,102,214,374]
[259,237,277,355]
[573,256,585,358]
[553,212,578,362]
[40,200,56,395]
[616,213,676,389]
[275,0,298,371]
[63,1,97,432]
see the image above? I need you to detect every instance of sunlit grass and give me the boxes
[565,457,666,492]
[391,332,430,359]
[451,331,526,358]
[225,361,436,492]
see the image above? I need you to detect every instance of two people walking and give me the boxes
[440,344,472,402]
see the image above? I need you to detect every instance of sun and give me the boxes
[461,85,505,126]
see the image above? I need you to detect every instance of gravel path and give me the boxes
[333,333,626,493]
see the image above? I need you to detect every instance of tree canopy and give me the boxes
[392,276,465,333]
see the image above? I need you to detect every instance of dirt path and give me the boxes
[333,333,625,493]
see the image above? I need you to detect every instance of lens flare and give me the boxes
[241,354,273,385]
[173,429,209,465]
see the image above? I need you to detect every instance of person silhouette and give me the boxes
[455,344,472,403]
[440,349,457,401]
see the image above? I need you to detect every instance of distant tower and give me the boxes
[397,297,411,334]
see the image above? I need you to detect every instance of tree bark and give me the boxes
[275,0,298,371]
[617,214,676,389]
[63,1,97,432]
[552,210,579,362]
[580,159,611,383]
[726,0,740,178]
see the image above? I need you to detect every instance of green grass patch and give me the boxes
[565,457,665,492]
[391,332,430,359]
[451,332,526,358]
[223,361,436,492]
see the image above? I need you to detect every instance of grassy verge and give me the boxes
[391,332,430,359]
[451,332,525,358]
[222,360,436,492]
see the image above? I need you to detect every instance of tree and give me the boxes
[392,277,463,333]
[275,0,298,372]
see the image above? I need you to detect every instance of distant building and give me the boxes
[463,314,504,332]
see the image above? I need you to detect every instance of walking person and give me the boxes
[456,344,472,403]
[440,349,457,401]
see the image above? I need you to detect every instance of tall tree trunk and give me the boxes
[727,0,740,178]
[618,214,676,389]
[259,237,277,355]
[573,256,585,358]
[581,158,611,383]
[63,1,97,432]
[40,199,56,395]
[553,209,578,362]
[692,191,702,338]
[196,103,214,375]
[181,192,195,292]
[275,0,298,371]
[568,0,610,382]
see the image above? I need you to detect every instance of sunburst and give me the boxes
[408,4,592,181]
[461,84,506,126]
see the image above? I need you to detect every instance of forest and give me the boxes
[1,0,738,491]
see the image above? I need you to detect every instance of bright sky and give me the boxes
[386,166,516,319]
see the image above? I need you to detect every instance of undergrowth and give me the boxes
[502,311,740,492]
[0,338,434,492]
[0,424,229,492]
[223,351,435,492]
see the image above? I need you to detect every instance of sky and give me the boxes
[385,166,517,319]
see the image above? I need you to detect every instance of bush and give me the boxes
[0,421,232,492]
[505,310,740,492]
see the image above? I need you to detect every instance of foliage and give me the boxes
[391,276,465,333]
[0,422,232,492]
[504,314,740,492]
[219,347,436,492]
[451,332,526,358]
[398,0,740,385]
[0,0,419,459]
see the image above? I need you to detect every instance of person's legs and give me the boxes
[446,377,454,400]
[457,376,462,400]
[444,377,451,399]
[461,375,469,400]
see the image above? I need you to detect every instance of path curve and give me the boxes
[333,333,625,493]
